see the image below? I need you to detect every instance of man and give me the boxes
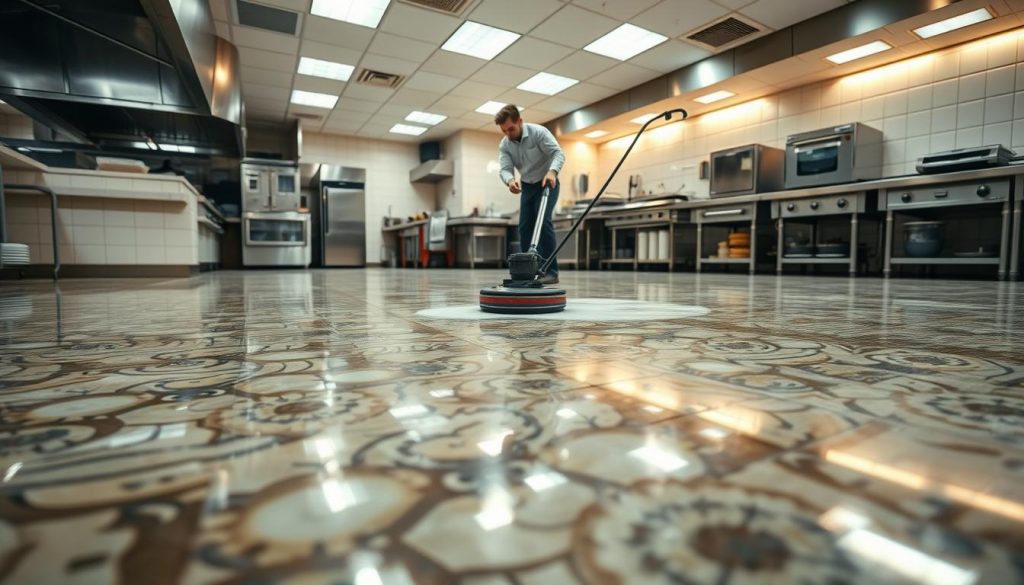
[495,104,565,285]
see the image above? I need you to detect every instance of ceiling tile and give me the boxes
[557,82,618,103]
[237,47,298,72]
[533,96,588,114]
[298,40,362,65]
[716,0,758,8]
[242,82,291,101]
[379,3,461,44]
[245,97,289,112]
[628,39,711,73]
[740,0,845,30]
[588,63,660,90]
[328,110,374,123]
[390,88,444,107]
[530,5,619,48]
[288,103,332,118]
[569,0,662,20]
[470,62,536,86]
[209,0,230,21]
[293,75,346,95]
[337,98,381,113]
[449,80,506,100]
[322,119,364,134]
[631,0,729,39]
[746,56,830,85]
[546,51,619,80]
[232,26,300,54]
[495,88,548,108]
[467,0,564,34]
[521,109,559,124]
[366,32,437,63]
[342,83,395,102]
[432,94,487,111]
[418,51,487,77]
[495,36,575,70]
[241,66,295,88]
[403,71,463,93]
[254,0,310,11]
[302,15,375,51]
[358,53,422,76]
[375,103,416,117]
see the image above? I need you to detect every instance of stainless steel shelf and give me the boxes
[636,259,671,263]
[701,257,751,263]
[781,257,850,264]
[890,257,999,265]
[602,259,636,264]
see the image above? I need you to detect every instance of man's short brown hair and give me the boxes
[494,104,520,125]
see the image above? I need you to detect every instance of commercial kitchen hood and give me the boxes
[409,158,453,183]
[0,0,244,157]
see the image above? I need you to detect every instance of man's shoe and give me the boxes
[539,275,559,285]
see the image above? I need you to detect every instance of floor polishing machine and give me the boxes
[480,108,688,315]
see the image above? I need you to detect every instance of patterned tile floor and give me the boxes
[1,268,1022,584]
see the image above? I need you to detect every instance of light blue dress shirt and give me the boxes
[498,122,565,186]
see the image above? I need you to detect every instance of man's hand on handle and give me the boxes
[507,178,521,195]
[543,170,557,189]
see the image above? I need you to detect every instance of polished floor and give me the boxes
[1,268,1022,584]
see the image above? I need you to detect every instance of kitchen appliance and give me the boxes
[904,221,944,257]
[709,144,784,198]
[241,159,301,213]
[784,123,883,189]
[312,165,366,267]
[240,159,309,267]
[916,145,1016,174]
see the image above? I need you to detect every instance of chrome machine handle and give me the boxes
[323,191,329,234]
[793,140,843,154]
[528,186,551,253]
[704,208,746,217]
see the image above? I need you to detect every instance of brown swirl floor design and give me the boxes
[1,269,1022,584]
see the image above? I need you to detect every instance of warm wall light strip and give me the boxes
[630,113,658,125]
[694,90,735,104]
[584,130,608,138]
[826,40,893,64]
[913,8,993,39]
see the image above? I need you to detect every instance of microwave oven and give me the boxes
[709,144,784,198]
[784,123,883,189]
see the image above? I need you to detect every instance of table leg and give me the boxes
[849,212,859,277]
[749,218,757,275]
[999,199,1011,280]
[776,216,783,275]
[883,209,893,278]
[1011,176,1022,280]
[696,223,703,273]
[470,231,476,270]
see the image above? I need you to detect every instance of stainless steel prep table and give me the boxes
[447,217,512,269]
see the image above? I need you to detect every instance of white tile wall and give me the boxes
[595,28,1024,199]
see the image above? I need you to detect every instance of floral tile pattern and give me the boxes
[1,268,1022,584]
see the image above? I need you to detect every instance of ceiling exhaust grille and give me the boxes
[687,17,759,49]
[236,0,299,35]
[356,69,404,89]
[399,0,473,16]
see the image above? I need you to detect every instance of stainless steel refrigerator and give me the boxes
[312,165,366,267]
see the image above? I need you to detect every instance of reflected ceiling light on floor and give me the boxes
[517,72,578,95]
[442,21,520,60]
[585,23,668,61]
[585,130,608,138]
[311,0,390,29]
[913,8,993,39]
[826,40,893,64]
[838,528,977,585]
[630,113,659,125]
[523,470,568,492]
[694,90,735,104]
[628,444,689,472]
[298,56,355,81]
[389,123,427,136]
[405,111,447,125]
[291,89,339,108]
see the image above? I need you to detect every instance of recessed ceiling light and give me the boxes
[390,123,427,136]
[405,111,447,126]
[584,23,668,61]
[630,113,658,125]
[442,21,520,61]
[298,56,354,81]
[476,101,506,115]
[694,90,735,104]
[310,0,390,29]
[913,8,993,39]
[826,40,892,64]
[290,89,338,109]
[585,130,608,138]
[517,72,578,96]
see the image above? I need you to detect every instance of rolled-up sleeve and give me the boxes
[498,140,515,186]
[537,126,565,175]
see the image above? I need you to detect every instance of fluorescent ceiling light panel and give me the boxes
[290,89,338,109]
[310,0,390,29]
[585,130,608,138]
[517,72,578,96]
[826,40,892,64]
[584,23,668,61]
[406,111,447,125]
[913,8,993,39]
[298,56,354,81]
[389,123,427,136]
[476,100,506,115]
[630,113,658,125]
[442,21,520,60]
[694,90,735,104]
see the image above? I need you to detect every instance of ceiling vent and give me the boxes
[687,16,760,49]
[356,69,404,89]
[236,0,299,35]
[399,0,473,16]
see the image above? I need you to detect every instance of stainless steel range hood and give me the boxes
[0,0,244,157]
[409,158,453,183]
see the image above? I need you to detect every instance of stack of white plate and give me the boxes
[0,243,31,267]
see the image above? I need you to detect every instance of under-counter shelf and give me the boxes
[890,257,1000,265]
[701,257,752,264]
[780,257,851,264]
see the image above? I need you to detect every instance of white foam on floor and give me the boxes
[416,299,710,321]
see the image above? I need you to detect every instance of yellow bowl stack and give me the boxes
[727,232,751,258]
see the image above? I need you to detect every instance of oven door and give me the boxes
[786,134,854,187]
[271,170,300,211]
[244,212,308,246]
[710,147,755,197]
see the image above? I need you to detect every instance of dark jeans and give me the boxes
[519,180,559,277]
